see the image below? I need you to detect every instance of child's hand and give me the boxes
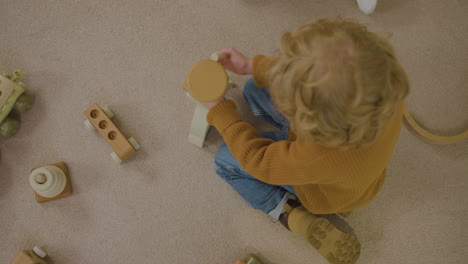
[202,97,225,110]
[217,48,253,75]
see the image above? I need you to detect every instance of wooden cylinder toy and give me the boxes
[184,53,232,148]
[183,59,229,102]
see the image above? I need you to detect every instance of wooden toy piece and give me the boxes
[188,104,210,148]
[184,58,229,148]
[233,254,263,264]
[0,116,20,139]
[0,70,35,139]
[211,51,239,90]
[10,247,48,264]
[243,254,263,264]
[0,74,17,108]
[403,104,468,144]
[184,60,228,102]
[339,211,352,218]
[357,0,378,14]
[30,162,72,203]
[84,104,140,164]
[210,51,228,62]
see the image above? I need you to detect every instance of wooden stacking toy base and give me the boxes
[32,162,72,203]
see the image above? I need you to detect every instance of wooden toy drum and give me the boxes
[184,60,229,102]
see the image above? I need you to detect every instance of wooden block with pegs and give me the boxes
[30,161,72,203]
[84,104,140,164]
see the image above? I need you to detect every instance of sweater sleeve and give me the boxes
[207,100,336,186]
[252,55,278,88]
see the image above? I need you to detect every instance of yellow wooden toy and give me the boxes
[403,104,467,144]
[184,51,231,147]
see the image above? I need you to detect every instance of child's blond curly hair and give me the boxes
[270,18,409,148]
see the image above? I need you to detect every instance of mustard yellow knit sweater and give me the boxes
[207,55,404,214]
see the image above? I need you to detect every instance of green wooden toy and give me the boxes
[0,70,35,139]
[243,254,263,264]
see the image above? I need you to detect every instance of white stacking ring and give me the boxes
[29,166,67,198]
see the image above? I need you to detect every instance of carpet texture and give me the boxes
[1,0,467,263]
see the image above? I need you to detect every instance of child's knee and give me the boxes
[214,150,233,181]
[214,143,243,179]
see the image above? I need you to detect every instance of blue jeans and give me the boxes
[214,78,296,220]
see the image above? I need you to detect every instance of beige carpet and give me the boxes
[1,0,467,263]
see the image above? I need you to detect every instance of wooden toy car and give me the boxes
[11,246,48,264]
[0,70,35,139]
[84,104,140,164]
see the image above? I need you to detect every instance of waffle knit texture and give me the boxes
[207,55,404,214]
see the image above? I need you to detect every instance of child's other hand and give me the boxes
[217,48,253,75]
[202,97,225,110]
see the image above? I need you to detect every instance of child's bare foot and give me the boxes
[285,205,361,264]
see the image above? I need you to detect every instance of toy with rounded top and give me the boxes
[30,162,73,203]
